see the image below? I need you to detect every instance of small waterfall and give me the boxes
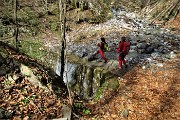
[55,59,108,99]
[55,59,77,85]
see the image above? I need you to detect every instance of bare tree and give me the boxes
[59,1,73,118]
[59,0,66,80]
[14,0,19,51]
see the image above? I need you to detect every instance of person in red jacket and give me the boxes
[95,37,107,63]
[116,36,130,69]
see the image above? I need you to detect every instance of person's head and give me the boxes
[101,37,105,43]
[121,36,126,42]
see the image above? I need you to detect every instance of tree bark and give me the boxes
[59,0,66,80]
[14,0,19,51]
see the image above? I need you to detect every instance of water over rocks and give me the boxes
[65,8,180,69]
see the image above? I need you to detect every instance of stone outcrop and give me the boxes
[55,59,118,99]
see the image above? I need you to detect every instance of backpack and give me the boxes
[125,42,131,54]
[104,43,110,51]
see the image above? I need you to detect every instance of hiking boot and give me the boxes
[104,60,107,63]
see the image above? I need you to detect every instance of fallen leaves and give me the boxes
[79,54,180,120]
[0,75,67,119]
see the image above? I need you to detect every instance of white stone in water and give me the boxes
[142,66,146,69]
[170,52,176,59]
[146,58,152,62]
[156,63,163,67]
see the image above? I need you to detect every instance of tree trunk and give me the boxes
[45,0,48,14]
[59,0,66,80]
[14,0,19,51]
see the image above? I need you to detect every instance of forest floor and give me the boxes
[78,53,180,120]
[164,13,180,34]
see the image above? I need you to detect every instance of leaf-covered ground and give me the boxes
[79,54,180,120]
[0,42,69,119]
[0,78,65,119]
[164,13,180,34]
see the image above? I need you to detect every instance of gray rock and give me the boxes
[0,54,5,66]
[145,46,154,54]
[151,42,160,49]
[138,43,148,49]
[151,52,161,59]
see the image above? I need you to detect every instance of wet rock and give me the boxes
[87,54,97,61]
[145,46,154,54]
[55,61,77,85]
[151,52,161,59]
[75,50,88,57]
[151,42,160,49]
[138,43,148,49]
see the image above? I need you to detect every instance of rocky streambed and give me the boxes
[65,7,180,68]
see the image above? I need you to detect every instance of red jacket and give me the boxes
[98,42,105,51]
[116,41,130,55]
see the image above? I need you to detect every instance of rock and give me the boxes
[0,54,5,66]
[53,118,68,120]
[120,109,129,118]
[142,66,146,69]
[75,50,88,57]
[61,105,71,120]
[169,51,176,59]
[20,64,49,92]
[151,52,161,59]
[151,42,160,49]
[0,108,13,119]
[138,49,146,54]
[138,43,148,49]
[145,46,154,54]
[55,61,77,85]
[156,63,163,67]
[87,54,97,61]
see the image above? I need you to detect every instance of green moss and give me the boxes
[19,39,48,61]
[107,77,119,90]
[93,70,119,101]
[94,85,104,100]
[50,21,58,31]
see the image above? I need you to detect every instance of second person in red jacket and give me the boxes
[116,36,130,69]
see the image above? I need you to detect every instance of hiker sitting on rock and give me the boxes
[94,37,108,63]
[116,36,130,69]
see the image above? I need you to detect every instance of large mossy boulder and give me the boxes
[72,63,118,99]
